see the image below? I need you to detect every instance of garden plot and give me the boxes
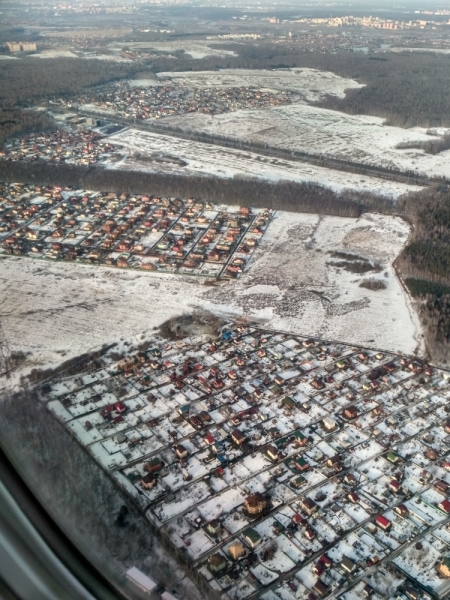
[106,128,420,198]
[162,101,450,178]
[393,534,448,592]
[151,480,211,524]
[157,68,364,101]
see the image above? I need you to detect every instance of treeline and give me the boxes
[0,58,137,107]
[149,44,450,129]
[0,160,394,217]
[397,134,450,156]
[0,58,137,149]
[0,107,55,148]
[397,186,450,363]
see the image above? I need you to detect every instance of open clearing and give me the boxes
[161,101,450,177]
[0,211,421,373]
[109,40,239,59]
[107,128,420,198]
[157,68,364,102]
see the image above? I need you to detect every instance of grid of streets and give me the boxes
[39,324,450,600]
[0,183,271,277]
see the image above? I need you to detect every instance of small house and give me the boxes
[438,499,450,514]
[344,406,358,420]
[389,479,401,493]
[231,429,247,445]
[206,519,221,536]
[348,492,359,504]
[228,542,245,561]
[300,497,318,516]
[395,504,409,516]
[266,444,282,462]
[313,580,330,598]
[375,515,391,530]
[341,556,357,574]
[322,417,338,432]
[175,444,189,459]
[436,557,450,578]
[144,457,163,473]
[208,553,227,575]
[293,431,309,447]
[141,473,156,490]
[242,527,262,548]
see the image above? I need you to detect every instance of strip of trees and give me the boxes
[0,160,391,217]
[397,186,450,364]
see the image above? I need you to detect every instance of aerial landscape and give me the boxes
[2,0,450,599]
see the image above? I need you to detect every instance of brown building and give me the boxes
[208,553,227,575]
[231,429,247,445]
[300,497,318,516]
[344,406,358,420]
[141,473,156,489]
[244,492,267,515]
[175,444,189,459]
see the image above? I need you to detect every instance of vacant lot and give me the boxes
[161,101,450,177]
[0,211,421,376]
[107,128,421,198]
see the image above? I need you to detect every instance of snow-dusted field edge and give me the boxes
[0,211,422,375]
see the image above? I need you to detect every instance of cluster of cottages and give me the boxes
[0,183,271,278]
[40,323,450,600]
[0,130,116,166]
[59,83,293,121]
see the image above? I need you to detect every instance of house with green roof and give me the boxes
[242,527,262,549]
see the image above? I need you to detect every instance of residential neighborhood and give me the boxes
[58,83,294,122]
[0,183,272,278]
[40,323,450,600]
[0,129,118,166]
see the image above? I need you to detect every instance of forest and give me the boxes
[397,186,450,363]
[0,58,137,146]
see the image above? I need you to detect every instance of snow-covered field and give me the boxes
[30,49,131,61]
[30,49,79,58]
[388,47,450,54]
[0,210,421,374]
[161,102,450,177]
[109,40,239,59]
[106,128,420,198]
[157,68,364,103]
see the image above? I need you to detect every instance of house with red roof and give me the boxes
[375,515,391,530]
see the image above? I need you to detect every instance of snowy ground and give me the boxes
[156,68,364,103]
[30,49,79,58]
[0,210,421,374]
[388,47,450,54]
[29,49,131,61]
[106,128,420,198]
[108,40,239,59]
[160,102,450,178]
